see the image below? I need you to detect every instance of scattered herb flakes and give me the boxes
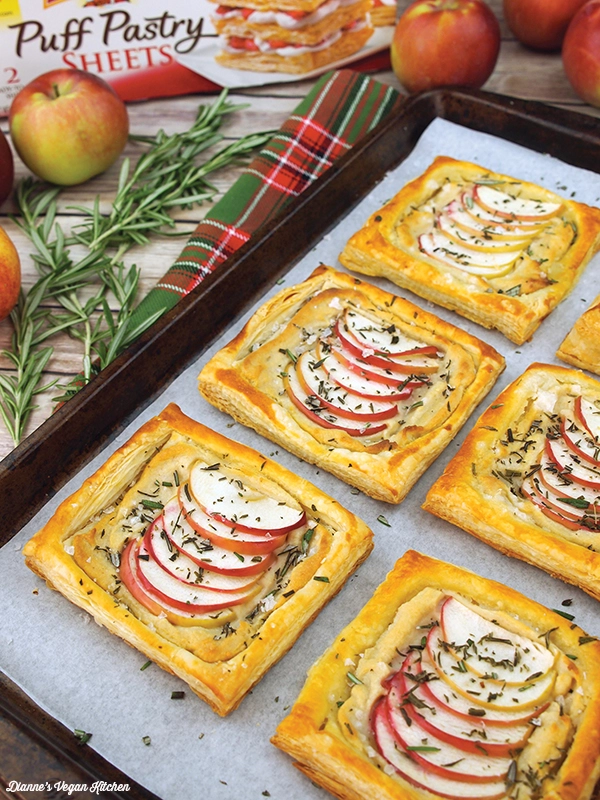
[552,608,575,621]
[377,514,391,527]
[74,729,92,745]
[490,404,504,409]
[347,672,363,685]
[406,745,441,753]
[140,660,152,671]
[302,528,315,554]
[171,690,185,700]
[480,425,498,432]
[567,654,578,660]
[314,576,330,583]
[262,792,271,798]
[198,733,205,740]
[467,708,486,717]
[579,636,598,645]
[142,735,151,746]
[561,598,573,607]
[141,498,164,510]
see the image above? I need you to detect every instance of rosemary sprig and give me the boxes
[0,91,273,444]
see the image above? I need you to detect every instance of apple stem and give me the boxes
[52,83,60,99]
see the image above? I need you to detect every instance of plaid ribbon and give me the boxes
[128,69,401,331]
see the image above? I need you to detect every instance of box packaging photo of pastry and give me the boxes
[0,0,396,114]
[3,113,600,798]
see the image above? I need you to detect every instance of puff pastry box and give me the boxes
[339,156,600,345]
[198,266,505,504]
[23,404,373,716]
[557,292,600,374]
[424,363,600,601]
[273,550,600,800]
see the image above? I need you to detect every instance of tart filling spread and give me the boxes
[398,175,574,295]
[490,383,600,550]
[339,590,581,800]
[233,286,477,454]
[65,435,327,661]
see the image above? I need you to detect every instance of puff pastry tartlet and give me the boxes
[273,550,600,800]
[557,293,600,375]
[23,404,373,716]
[339,156,600,345]
[198,266,505,503]
[424,363,600,601]
[211,0,373,74]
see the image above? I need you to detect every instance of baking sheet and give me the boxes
[2,116,600,799]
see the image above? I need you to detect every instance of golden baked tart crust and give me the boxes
[23,404,373,716]
[424,363,600,601]
[272,550,600,800]
[198,266,505,504]
[556,292,600,375]
[339,156,600,345]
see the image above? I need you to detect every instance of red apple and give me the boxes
[563,0,600,107]
[504,0,588,51]
[9,68,129,186]
[0,224,20,321]
[0,130,14,207]
[390,0,501,93]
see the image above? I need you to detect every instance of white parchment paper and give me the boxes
[2,117,600,799]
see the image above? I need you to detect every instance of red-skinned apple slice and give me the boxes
[439,597,555,684]
[546,437,600,488]
[385,679,511,782]
[537,451,600,504]
[561,418,600,466]
[162,497,275,575]
[522,476,597,526]
[445,198,536,240]
[427,626,555,708]
[120,538,237,625]
[180,488,289,555]
[329,343,436,385]
[522,478,598,532]
[437,212,529,252]
[460,192,546,233]
[473,185,561,221]
[419,231,519,276]
[416,645,548,726]
[136,540,258,611]
[189,461,305,535]
[576,396,600,441]
[144,517,259,593]
[294,351,398,421]
[335,319,440,372]
[319,347,414,401]
[391,654,531,755]
[339,310,440,359]
[371,700,507,799]
[283,367,388,437]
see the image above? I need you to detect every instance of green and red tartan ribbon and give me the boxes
[128,69,401,331]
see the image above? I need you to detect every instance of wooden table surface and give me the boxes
[0,0,597,460]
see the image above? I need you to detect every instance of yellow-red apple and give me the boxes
[563,0,600,107]
[0,130,14,207]
[390,0,501,93]
[0,225,20,321]
[504,0,588,51]
[9,69,129,186]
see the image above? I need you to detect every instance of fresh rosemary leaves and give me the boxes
[0,91,272,445]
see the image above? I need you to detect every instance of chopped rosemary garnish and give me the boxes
[74,729,92,745]
[347,672,363,685]
[313,576,330,583]
[377,514,391,527]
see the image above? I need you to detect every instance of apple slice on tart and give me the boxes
[273,552,598,800]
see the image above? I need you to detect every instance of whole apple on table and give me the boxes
[0,225,21,322]
[390,0,501,93]
[9,68,129,186]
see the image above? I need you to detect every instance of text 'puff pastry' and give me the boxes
[23,404,373,716]
[339,156,600,345]
[424,363,600,602]
[272,550,600,800]
[197,266,505,504]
